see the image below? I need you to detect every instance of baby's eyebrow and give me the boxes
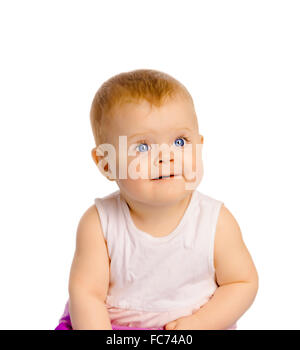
[128,127,193,140]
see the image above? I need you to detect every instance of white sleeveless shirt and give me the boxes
[94,189,237,330]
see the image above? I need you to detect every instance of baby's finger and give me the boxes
[164,321,177,330]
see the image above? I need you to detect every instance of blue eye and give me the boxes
[136,143,149,152]
[135,136,190,153]
[174,137,186,147]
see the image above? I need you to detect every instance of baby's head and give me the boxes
[90,69,204,205]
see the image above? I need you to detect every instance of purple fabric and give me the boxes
[55,301,164,330]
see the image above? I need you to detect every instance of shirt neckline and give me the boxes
[118,190,197,243]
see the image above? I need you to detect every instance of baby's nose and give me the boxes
[154,146,175,165]
[159,157,174,164]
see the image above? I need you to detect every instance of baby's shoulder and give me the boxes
[74,203,108,248]
[213,204,244,266]
[94,190,120,212]
[216,204,241,232]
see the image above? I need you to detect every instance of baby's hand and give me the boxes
[164,313,203,330]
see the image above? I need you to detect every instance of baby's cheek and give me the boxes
[127,155,151,180]
[183,144,204,189]
[117,154,150,193]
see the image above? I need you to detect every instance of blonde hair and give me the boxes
[90,68,194,146]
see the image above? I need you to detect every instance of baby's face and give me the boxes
[92,96,204,205]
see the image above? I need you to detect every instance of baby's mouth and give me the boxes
[151,174,178,180]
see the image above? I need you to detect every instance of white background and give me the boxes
[0,0,299,330]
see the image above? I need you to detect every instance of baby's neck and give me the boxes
[122,192,193,238]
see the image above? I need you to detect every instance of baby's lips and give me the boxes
[151,174,181,180]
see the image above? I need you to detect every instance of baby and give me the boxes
[56,69,258,330]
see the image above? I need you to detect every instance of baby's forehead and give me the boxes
[110,98,198,133]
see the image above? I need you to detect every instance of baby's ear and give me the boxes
[91,147,98,165]
[91,146,116,182]
[197,134,204,144]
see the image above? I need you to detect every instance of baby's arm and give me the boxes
[68,204,112,330]
[165,205,259,330]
